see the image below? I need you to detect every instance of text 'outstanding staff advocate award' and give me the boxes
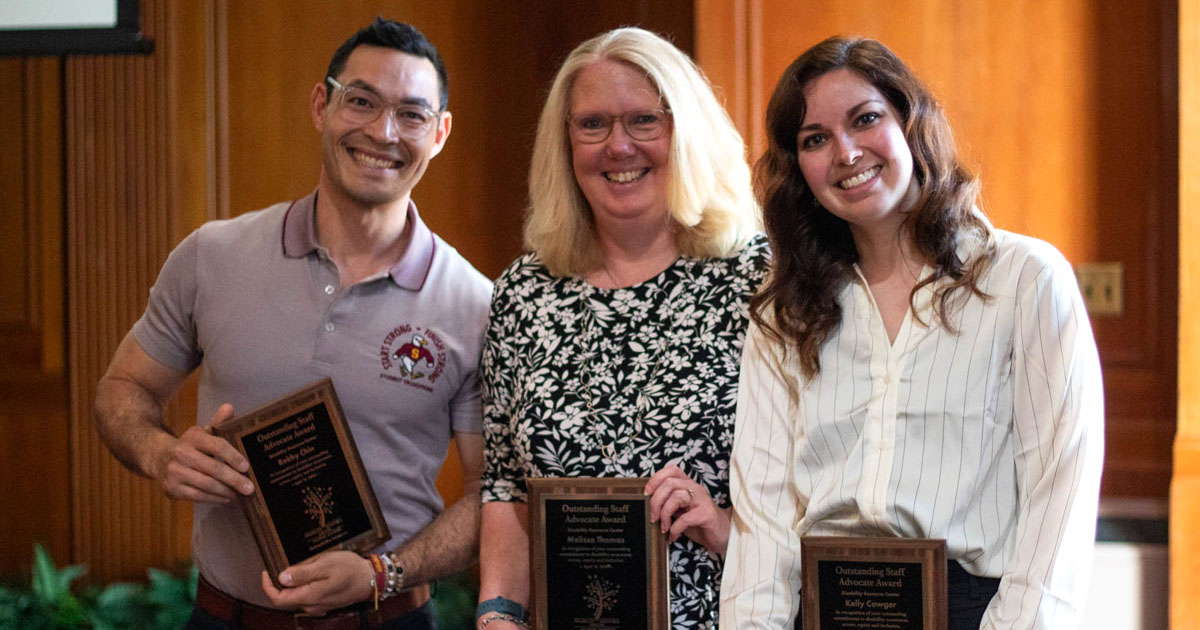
[213,379,390,586]
[800,537,948,630]
[527,478,669,630]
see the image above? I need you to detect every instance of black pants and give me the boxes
[945,560,1001,629]
[795,560,1001,630]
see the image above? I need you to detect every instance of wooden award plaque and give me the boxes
[527,478,669,630]
[800,537,947,630]
[212,379,390,586]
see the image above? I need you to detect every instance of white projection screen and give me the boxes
[0,0,151,56]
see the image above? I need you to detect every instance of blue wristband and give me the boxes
[476,596,529,622]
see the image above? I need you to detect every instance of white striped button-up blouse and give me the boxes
[720,229,1104,629]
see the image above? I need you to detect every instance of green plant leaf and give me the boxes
[145,569,180,605]
[30,544,86,605]
[0,586,38,629]
[8,544,199,630]
[87,581,154,630]
[95,582,145,607]
[89,618,118,630]
[431,571,478,630]
[30,544,59,602]
[49,592,87,628]
[145,566,196,630]
[187,565,199,601]
[93,581,149,618]
[25,544,88,628]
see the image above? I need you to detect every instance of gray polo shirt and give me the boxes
[132,191,492,606]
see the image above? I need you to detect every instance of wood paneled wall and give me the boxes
[64,0,203,579]
[0,56,70,571]
[695,0,1178,499]
[1173,0,1199,624]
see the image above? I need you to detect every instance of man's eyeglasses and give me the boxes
[566,108,672,144]
[326,77,442,139]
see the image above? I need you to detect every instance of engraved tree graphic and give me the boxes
[584,575,619,620]
[302,486,334,528]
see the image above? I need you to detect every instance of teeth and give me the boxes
[351,149,399,169]
[606,169,647,183]
[839,166,880,189]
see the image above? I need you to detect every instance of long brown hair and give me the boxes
[752,36,995,379]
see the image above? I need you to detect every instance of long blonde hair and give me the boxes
[525,27,759,276]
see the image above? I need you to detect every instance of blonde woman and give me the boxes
[476,27,768,630]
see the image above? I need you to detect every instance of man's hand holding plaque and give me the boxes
[212,379,390,588]
[155,403,254,503]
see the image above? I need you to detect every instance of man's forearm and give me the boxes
[390,485,481,585]
[93,376,174,478]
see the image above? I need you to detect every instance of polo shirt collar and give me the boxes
[389,203,436,291]
[281,191,436,291]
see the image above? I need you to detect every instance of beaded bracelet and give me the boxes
[389,552,406,593]
[379,550,400,598]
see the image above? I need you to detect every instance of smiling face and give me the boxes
[796,68,917,238]
[568,59,672,230]
[311,45,451,210]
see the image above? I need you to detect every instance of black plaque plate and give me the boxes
[213,379,390,585]
[528,478,669,630]
[801,537,947,630]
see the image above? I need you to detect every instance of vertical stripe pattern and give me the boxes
[66,0,198,579]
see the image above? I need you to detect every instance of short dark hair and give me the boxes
[325,17,449,110]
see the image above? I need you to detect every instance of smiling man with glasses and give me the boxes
[93,18,491,630]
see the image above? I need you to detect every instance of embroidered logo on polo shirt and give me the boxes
[379,325,446,392]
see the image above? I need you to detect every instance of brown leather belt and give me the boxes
[195,577,430,630]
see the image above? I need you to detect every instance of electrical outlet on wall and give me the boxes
[1074,262,1124,317]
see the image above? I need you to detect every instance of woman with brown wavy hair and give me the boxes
[720,37,1103,630]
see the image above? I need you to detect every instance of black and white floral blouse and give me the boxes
[481,234,769,630]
